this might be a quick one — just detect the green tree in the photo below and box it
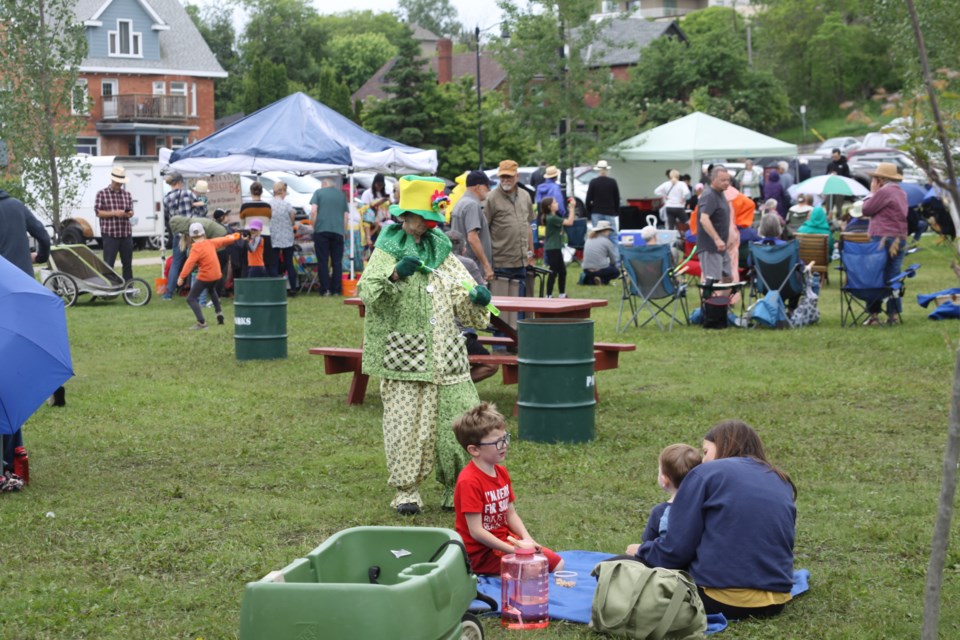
[328,33,398,94]
[496,0,622,175]
[0,0,89,236]
[185,3,241,118]
[317,10,411,49]
[238,0,326,88]
[241,58,289,114]
[362,30,436,145]
[398,0,462,38]
[613,7,790,133]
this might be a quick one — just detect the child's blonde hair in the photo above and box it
[179,234,197,252]
[659,444,702,489]
[453,402,505,450]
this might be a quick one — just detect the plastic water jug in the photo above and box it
[500,547,549,629]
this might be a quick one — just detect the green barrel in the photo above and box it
[234,277,287,360]
[517,318,596,443]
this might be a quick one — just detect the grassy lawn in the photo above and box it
[5,236,960,639]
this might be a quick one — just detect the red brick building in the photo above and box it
[72,0,225,157]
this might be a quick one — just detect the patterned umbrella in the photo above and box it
[789,175,869,198]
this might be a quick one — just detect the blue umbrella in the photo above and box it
[0,256,74,434]
[901,182,927,208]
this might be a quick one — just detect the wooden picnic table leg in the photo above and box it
[347,369,369,405]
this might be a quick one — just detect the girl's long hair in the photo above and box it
[704,420,796,499]
[538,196,555,226]
[371,173,388,199]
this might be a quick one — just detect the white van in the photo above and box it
[28,155,167,249]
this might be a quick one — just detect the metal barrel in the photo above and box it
[517,318,596,443]
[234,277,288,361]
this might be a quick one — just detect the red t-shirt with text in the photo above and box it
[454,462,516,574]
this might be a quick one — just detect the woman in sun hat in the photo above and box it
[581,220,620,285]
[358,175,492,516]
[861,162,909,325]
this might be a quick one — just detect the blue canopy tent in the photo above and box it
[160,92,437,175]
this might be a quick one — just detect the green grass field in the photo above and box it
[4,237,960,639]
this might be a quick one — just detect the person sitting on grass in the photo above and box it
[177,222,242,330]
[632,420,797,620]
[581,220,620,285]
[453,402,564,575]
[634,444,702,544]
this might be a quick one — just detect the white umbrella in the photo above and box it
[788,175,869,199]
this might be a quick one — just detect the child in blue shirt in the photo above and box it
[639,444,702,543]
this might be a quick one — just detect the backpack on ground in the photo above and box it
[590,558,707,640]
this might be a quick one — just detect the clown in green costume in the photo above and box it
[357,175,492,515]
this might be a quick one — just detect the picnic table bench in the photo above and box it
[309,341,636,406]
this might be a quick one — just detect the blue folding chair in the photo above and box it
[747,240,804,329]
[839,239,920,327]
[617,244,688,332]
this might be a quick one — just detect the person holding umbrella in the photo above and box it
[357,175,492,516]
[0,189,53,489]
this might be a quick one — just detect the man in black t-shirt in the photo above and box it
[585,159,621,231]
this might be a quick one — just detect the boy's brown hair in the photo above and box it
[453,402,505,450]
[659,444,702,489]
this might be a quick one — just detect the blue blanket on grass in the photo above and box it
[471,550,811,634]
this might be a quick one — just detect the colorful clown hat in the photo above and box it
[389,175,448,224]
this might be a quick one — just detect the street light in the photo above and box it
[800,104,807,144]
[475,23,509,170]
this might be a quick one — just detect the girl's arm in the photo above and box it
[563,198,577,226]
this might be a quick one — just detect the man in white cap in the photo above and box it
[95,166,134,281]
[586,159,621,232]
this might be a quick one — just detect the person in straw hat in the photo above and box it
[581,219,620,285]
[861,162,909,325]
[357,175,492,516]
[95,165,135,281]
[534,165,568,216]
[191,179,210,218]
[586,159,621,231]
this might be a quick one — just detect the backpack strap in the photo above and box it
[649,577,688,640]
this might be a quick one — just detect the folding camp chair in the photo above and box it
[747,240,805,328]
[617,244,689,332]
[839,239,920,327]
[295,243,320,294]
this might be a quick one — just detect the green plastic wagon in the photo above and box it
[239,526,485,640]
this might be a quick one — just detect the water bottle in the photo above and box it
[500,546,549,629]
[13,446,29,485]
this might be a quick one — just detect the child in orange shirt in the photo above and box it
[177,222,242,330]
[244,219,267,277]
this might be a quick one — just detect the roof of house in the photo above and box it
[582,17,687,68]
[352,52,507,102]
[74,0,226,78]
[409,23,440,42]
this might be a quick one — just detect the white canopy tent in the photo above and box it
[606,112,798,199]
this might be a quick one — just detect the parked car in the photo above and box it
[847,148,927,184]
[813,137,860,157]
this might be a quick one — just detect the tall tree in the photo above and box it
[317,10,411,50]
[0,0,90,236]
[238,0,326,88]
[241,58,289,114]
[185,3,241,117]
[495,0,622,178]
[398,0,462,38]
[362,30,436,145]
[327,33,398,94]
[301,65,353,120]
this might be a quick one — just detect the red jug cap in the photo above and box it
[513,546,535,555]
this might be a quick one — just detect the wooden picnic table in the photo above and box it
[312,296,631,406]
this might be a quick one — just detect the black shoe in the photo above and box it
[216,313,224,325]
[396,503,421,516]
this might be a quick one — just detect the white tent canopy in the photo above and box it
[606,112,798,199]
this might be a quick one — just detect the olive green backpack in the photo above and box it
[590,559,707,640]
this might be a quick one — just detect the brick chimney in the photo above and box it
[437,38,453,84]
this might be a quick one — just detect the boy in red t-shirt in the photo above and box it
[452,402,564,575]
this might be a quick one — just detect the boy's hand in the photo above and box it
[506,535,540,552]
[625,543,640,556]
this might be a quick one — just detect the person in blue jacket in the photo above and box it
[627,420,797,620]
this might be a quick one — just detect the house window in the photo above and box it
[170,136,186,150]
[169,82,187,96]
[190,83,197,117]
[155,136,166,151]
[101,79,118,97]
[152,81,165,95]
[71,79,89,115]
[76,137,99,155]
[108,19,142,57]
[101,79,118,118]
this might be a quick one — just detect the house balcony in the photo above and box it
[101,94,188,122]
